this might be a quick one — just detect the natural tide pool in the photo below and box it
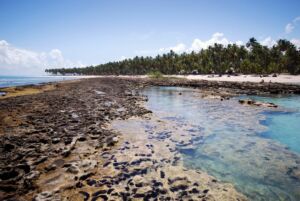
[141,87,300,201]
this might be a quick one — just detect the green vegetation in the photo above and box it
[147,71,164,79]
[46,38,300,75]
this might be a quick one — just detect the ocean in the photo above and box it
[0,76,79,88]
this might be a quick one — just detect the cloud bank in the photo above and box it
[155,33,244,55]
[135,33,300,58]
[0,40,84,75]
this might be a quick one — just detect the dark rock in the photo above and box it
[17,164,31,174]
[135,183,143,188]
[64,138,72,145]
[4,143,15,152]
[66,165,79,174]
[76,182,83,188]
[45,164,57,172]
[86,179,97,186]
[0,169,19,180]
[52,138,60,144]
[79,173,94,180]
[78,136,87,141]
[107,188,114,194]
[79,191,90,201]
[203,189,209,194]
[170,184,188,192]
[92,190,107,197]
[160,171,166,179]
[190,188,200,194]
[32,156,47,165]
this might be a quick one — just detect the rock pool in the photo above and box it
[138,86,300,201]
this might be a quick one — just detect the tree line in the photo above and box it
[45,38,300,75]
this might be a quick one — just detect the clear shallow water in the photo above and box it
[248,95,300,153]
[142,87,300,201]
[0,76,78,88]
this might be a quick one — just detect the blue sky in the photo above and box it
[0,0,300,75]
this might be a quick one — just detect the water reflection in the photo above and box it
[142,87,300,201]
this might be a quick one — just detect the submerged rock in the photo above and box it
[238,99,278,108]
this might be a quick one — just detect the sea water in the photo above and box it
[142,87,300,201]
[0,75,78,88]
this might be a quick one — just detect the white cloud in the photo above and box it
[293,16,300,23]
[236,40,244,46]
[189,32,233,52]
[136,33,299,59]
[291,38,300,48]
[285,23,294,34]
[159,43,186,54]
[285,16,300,34]
[119,55,127,61]
[156,32,243,54]
[0,40,84,75]
[260,37,276,47]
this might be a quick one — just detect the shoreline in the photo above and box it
[1,77,300,200]
[1,75,300,100]
[169,74,300,85]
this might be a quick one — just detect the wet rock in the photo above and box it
[45,164,57,172]
[86,179,97,186]
[26,171,40,180]
[107,188,114,194]
[0,183,18,193]
[63,138,73,145]
[33,156,48,166]
[79,191,90,201]
[203,189,209,194]
[34,191,60,201]
[107,136,119,146]
[0,169,20,181]
[3,143,15,152]
[152,180,163,187]
[79,172,94,180]
[52,159,65,168]
[17,164,31,174]
[238,99,278,108]
[66,165,79,174]
[287,167,300,181]
[103,161,111,167]
[51,138,60,144]
[76,182,83,188]
[160,171,165,179]
[134,186,153,198]
[170,184,189,192]
[92,190,107,197]
[78,136,87,141]
[190,188,200,194]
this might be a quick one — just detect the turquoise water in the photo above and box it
[0,76,78,88]
[142,87,300,201]
[249,95,300,153]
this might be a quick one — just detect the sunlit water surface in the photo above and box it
[141,87,300,201]
[0,76,79,88]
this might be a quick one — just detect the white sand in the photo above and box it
[169,74,300,84]
[52,74,300,85]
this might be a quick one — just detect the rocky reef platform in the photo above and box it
[1,77,299,200]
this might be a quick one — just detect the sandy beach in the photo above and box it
[74,74,300,85]
[169,74,300,84]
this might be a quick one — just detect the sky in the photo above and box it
[0,0,300,75]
